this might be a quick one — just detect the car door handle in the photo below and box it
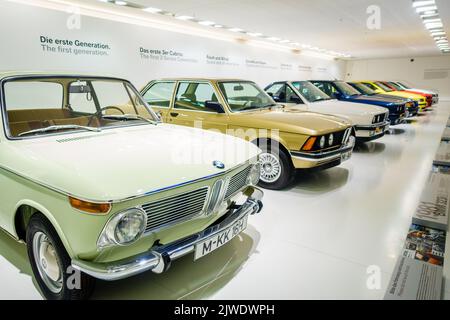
[170,112,179,117]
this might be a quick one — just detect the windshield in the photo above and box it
[3,77,158,138]
[334,82,361,96]
[397,82,410,89]
[388,82,404,91]
[292,81,331,102]
[218,81,276,112]
[349,82,376,95]
[375,81,393,92]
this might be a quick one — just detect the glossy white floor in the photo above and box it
[1,102,450,300]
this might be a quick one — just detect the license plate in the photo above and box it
[341,151,352,162]
[194,214,248,260]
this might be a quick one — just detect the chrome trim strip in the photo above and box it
[355,120,390,130]
[71,187,264,281]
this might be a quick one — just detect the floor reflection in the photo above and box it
[354,142,386,154]
[288,167,349,194]
[386,128,405,135]
[93,226,260,300]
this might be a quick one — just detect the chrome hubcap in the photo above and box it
[259,153,282,183]
[32,232,63,293]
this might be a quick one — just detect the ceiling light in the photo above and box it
[422,18,441,23]
[267,37,281,41]
[175,15,194,20]
[142,7,162,13]
[420,12,439,18]
[436,39,448,43]
[198,20,215,26]
[213,24,223,28]
[228,27,243,32]
[247,32,263,37]
[431,31,446,36]
[279,40,290,43]
[425,22,443,29]
[115,1,127,5]
[416,5,437,12]
[412,0,435,7]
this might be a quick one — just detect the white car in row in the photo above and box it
[265,81,390,143]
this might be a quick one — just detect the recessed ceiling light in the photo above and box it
[267,37,280,41]
[142,7,162,13]
[416,5,438,13]
[228,27,244,32]
[247,32,263,37]
[425,22,443,29]
[279,40,290,43]
[422,18,441,23]
[213,24,223,28]
[431,31,446,36]
[175,15,194,20]
[412,0,435,7]
[115,1,127,5]
[198,20,215,26]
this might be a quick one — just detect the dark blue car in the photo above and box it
[309,80,408,125]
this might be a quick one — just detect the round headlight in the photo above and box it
[319,136,326,149]
[98,208,146,248]
[328,134,334,146]
[114,210,146,244]
[247,162,260,186]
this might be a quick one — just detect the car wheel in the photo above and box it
[26,214,95,300]
[257,145,294,190]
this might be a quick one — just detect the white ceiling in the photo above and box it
[92,0,450,59]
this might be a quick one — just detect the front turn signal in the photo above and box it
[69,197,111,214]
[302,137,317,151]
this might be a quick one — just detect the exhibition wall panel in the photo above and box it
[0,1,346,89]
[345,56,450,100]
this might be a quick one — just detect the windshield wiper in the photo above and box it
[102,114,158,125]
[18,125,102,137]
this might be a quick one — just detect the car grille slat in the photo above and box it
[142,187,209,233]
[225,166,251,199]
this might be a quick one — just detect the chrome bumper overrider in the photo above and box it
[71,187,264,281]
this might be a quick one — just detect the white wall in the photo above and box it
[345,56,450,100]
[0,1,346,90]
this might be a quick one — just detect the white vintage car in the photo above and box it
[266,81,390,142]
[0,72,263,300]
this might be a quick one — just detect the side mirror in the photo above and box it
[205,101,225,113]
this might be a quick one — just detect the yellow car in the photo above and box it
[357,81,427,112]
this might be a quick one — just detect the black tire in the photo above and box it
[26,214,95,300]
[257,143,294,190]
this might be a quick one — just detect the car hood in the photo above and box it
[408,88,437,95]
[0,124,259,202]
[287,100,387,125]
[349,94,400,105]
[385,91,424,101]
[228,108,351,136]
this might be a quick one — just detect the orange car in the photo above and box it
[381,81,432,108]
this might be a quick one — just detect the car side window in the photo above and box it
[313,82,332,96]
[174,82,219,112]
[142,82,175,108]
[286,85,303,104]
[267,83,286,102]
[363,82,377,90]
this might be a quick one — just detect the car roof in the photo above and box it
[154,78,253,83]
[0,71,128,82]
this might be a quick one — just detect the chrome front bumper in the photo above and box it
[355,121,390,138]
[71,187,263,281]
[290,135,355,166]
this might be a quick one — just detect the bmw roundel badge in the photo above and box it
[213,160,225,169]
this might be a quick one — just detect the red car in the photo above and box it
[381,81,433,108]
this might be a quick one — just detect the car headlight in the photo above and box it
[97,208,146,248]
[328,134,334,146]
[319,136,326,148]
[247,162,260,186]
